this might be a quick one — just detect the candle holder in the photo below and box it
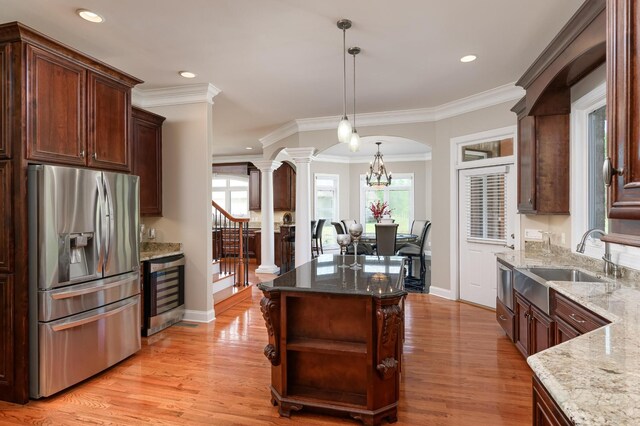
[336,234,352,269]
[348,223,363,270]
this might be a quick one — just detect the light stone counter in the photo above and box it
[497,247,640,425]
[139,242,183,261]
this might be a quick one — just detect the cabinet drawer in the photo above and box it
[552,292,608,335]
[496,297,515,342]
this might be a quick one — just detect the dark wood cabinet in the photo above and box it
[603,0,640,244]
[0,44,8,159]
[0,162,11,273]
[132,107,165,216]
[26,44,86,166]
[87,72,131,171]
[254,230,282,267]
[533,375,573,426]
[514,291,554,358]
[249,168,261,211]
[514,111,570,215]
[554,317,580,345]
[496,297,515,342]
[0,275,13,391]
[550,290,609,336]
[249,162,296,212]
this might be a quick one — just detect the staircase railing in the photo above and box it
[212,201,250,287]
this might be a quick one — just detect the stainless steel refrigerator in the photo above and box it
[28,164,141,398]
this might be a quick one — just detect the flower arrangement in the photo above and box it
[369,200,392,221]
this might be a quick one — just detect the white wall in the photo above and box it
[141,101,215,321]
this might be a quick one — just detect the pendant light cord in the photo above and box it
[352,51,356,129]
[343,28,347,119]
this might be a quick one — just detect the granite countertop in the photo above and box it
[139,242,183,261]
[496,248,640,425]
[258,254,407,299]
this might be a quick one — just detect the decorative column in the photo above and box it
[254,160,282,274]
[286,148,316,267]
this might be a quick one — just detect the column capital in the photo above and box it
[252,160,282,173]
[285,147,316,163]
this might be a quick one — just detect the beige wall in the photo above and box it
[141,102,214,320]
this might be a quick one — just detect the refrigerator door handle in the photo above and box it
[102,176,115,269]
[95,174,106,272]
[50,297,138,332]
[50,275,138,300]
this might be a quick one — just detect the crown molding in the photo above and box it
[314,152,432,164]
[261,83,524,148]
[132,83,221,108]
[211,154,263,164]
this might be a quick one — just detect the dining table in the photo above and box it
[359,233,418,244]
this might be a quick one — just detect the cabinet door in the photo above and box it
[0,275,13,392]
[249,169,261,211]
[87,72,131,171]
[533,376,573,426]
[26,45,86,165]
[555,317,580,345]
[517,116,536,213]
[0,44,8,159]
[273,165,289,211]
[132,108,164,216]
[0,162,11,273]
[530,304,554,355]
[496,297,515,342]
[607,0,640,222]
[514,292,530,357]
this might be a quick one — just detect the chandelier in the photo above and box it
[336,19,352,143]
[366,142,392,187]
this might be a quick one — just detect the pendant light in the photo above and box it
[337,19,352,143]
[348,47,361,152]
[366,142,392,187]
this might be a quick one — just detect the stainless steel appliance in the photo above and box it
[497,260,514,311]
[142,254,185,336]
[28,165,141,398]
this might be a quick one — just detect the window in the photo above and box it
[212,175,249,217]
[465,172,506,243]
[314,174,339,247]
[360,174,414,234]
[588,105,607,232]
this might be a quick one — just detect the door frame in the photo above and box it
[448,125,519,302]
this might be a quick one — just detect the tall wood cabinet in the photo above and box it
[249,162,296,212]
[132,107,165,216]
[0,22,141,403]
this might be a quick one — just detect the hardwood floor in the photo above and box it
[0,285,532,425]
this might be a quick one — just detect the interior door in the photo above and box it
[458,165,515,308]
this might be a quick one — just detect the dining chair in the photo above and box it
[375,223,399,256]
[311,219,326,256]
[331,221,346,235]
[398,220,429,250]
[396,222,432,292]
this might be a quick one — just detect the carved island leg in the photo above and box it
[278,401,303,418]
[375,299,402,380]
[260,292,281,366]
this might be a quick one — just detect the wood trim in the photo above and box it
[0,162,12,273]
[0,44,8,159]
[0,22,142,86]
[517,0,606,89]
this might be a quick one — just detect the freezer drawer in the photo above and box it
[38,270,140,322]
[32,295,141,398]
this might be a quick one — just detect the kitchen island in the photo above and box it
[258,254,407,425]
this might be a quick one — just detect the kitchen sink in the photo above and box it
[513,267,603,314]
[526,267,603,283]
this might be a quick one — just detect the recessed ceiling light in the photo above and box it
[77,9,104,23]
[179,71,197,79]
[460,55,477,63]
[245,147,253,150]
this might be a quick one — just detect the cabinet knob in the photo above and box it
[498,315,507,321]
[603,157,623,187]
[528,198,532,205]
[79,150,85,158]
[92,152,98,160]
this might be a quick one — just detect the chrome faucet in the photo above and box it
[576,228,623,278]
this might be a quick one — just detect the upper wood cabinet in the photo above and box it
[15,27,141,171]
[0,162,11,273]
[512,0,605,216]
[26,45,86,166]
[132,107,165,216]
[88,72,131,171]
[249,168,261,211]
[603,0,640,245]
[249,162,296,212]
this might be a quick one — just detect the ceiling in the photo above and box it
[317,136,430,162]
[0,0,584,156]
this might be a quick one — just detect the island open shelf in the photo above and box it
[258,255,407,425]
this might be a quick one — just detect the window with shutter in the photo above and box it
[465,172,507,244]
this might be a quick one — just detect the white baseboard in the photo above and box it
[183,309,215,323]
[428,286,456,300]
[256,264,280,274]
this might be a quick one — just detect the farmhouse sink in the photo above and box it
[513,267,603,314]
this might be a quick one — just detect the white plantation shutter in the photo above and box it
[465,171,506,243]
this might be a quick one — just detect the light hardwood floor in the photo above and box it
[0,278,533,425]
